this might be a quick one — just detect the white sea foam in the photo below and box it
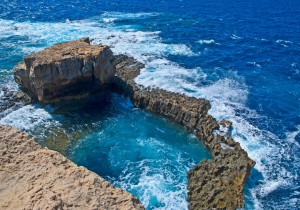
[0,105,58,131]
[0,75,19,91]
[198,39,215,45]
[0,17,195,60]
[102,18,117,23]
[259,180,287,197]
[111,136,193,210]
[102,11,160,20]
[101,11,159,23]
[247,62,261,68]
[231,34,241,39]
[276,39,293,44]
[276,39,293,47]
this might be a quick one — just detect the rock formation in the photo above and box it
[113,55,255,209]
[0,125,144,210]
[10,39,255,209]
[13,38,115,102]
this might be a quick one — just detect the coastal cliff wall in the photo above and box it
[0,125,144,210]
[113,55,255,209]
[8,39,255,209]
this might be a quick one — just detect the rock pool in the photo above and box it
[1,92,211,209]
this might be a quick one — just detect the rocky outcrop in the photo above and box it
[0,125,144,210]
[11,39,255,209]
[13,38,115,102]
[113,55,255,209]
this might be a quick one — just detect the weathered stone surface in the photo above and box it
[0,125,144,210]
[14,38,116,101]
[113,55,255,209]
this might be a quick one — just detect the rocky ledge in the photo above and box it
[14,38,115,102]
[0,125,144,210]
[10,38,255,209]
[113,55,255,209]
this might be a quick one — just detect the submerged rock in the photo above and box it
[13,38,115,102]
[113,55,255,209]
[0,125,144,210]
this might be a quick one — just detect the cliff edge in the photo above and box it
[0,125,144,210]
[13,38,115,102]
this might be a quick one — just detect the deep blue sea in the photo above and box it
[0,0,299,209]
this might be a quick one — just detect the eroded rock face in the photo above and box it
[14,38,116,102]
[113,55,255,209]
[0,125,144,210]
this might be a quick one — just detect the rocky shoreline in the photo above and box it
[2,38,255,209]
[113,55,255,209]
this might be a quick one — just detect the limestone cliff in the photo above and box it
[13,38,115,102]
[0,125,144,210]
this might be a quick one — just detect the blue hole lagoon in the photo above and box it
[1,92,211,209]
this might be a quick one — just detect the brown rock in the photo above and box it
[0,125,144,210]
[14,38,116,102]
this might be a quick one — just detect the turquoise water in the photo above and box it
[68,94,211,209]
[0,0,299,209]
[0,92,211,209]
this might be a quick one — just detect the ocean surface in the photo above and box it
[0,0,299,209]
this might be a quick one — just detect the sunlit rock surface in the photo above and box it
[0,125,144,210]
[13,38,115,102]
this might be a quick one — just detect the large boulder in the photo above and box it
[14,38,116,101]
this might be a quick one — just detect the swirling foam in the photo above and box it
[0,104,61,140]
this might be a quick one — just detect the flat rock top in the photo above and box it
[0,125,144,210]
[25,38,109,65]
